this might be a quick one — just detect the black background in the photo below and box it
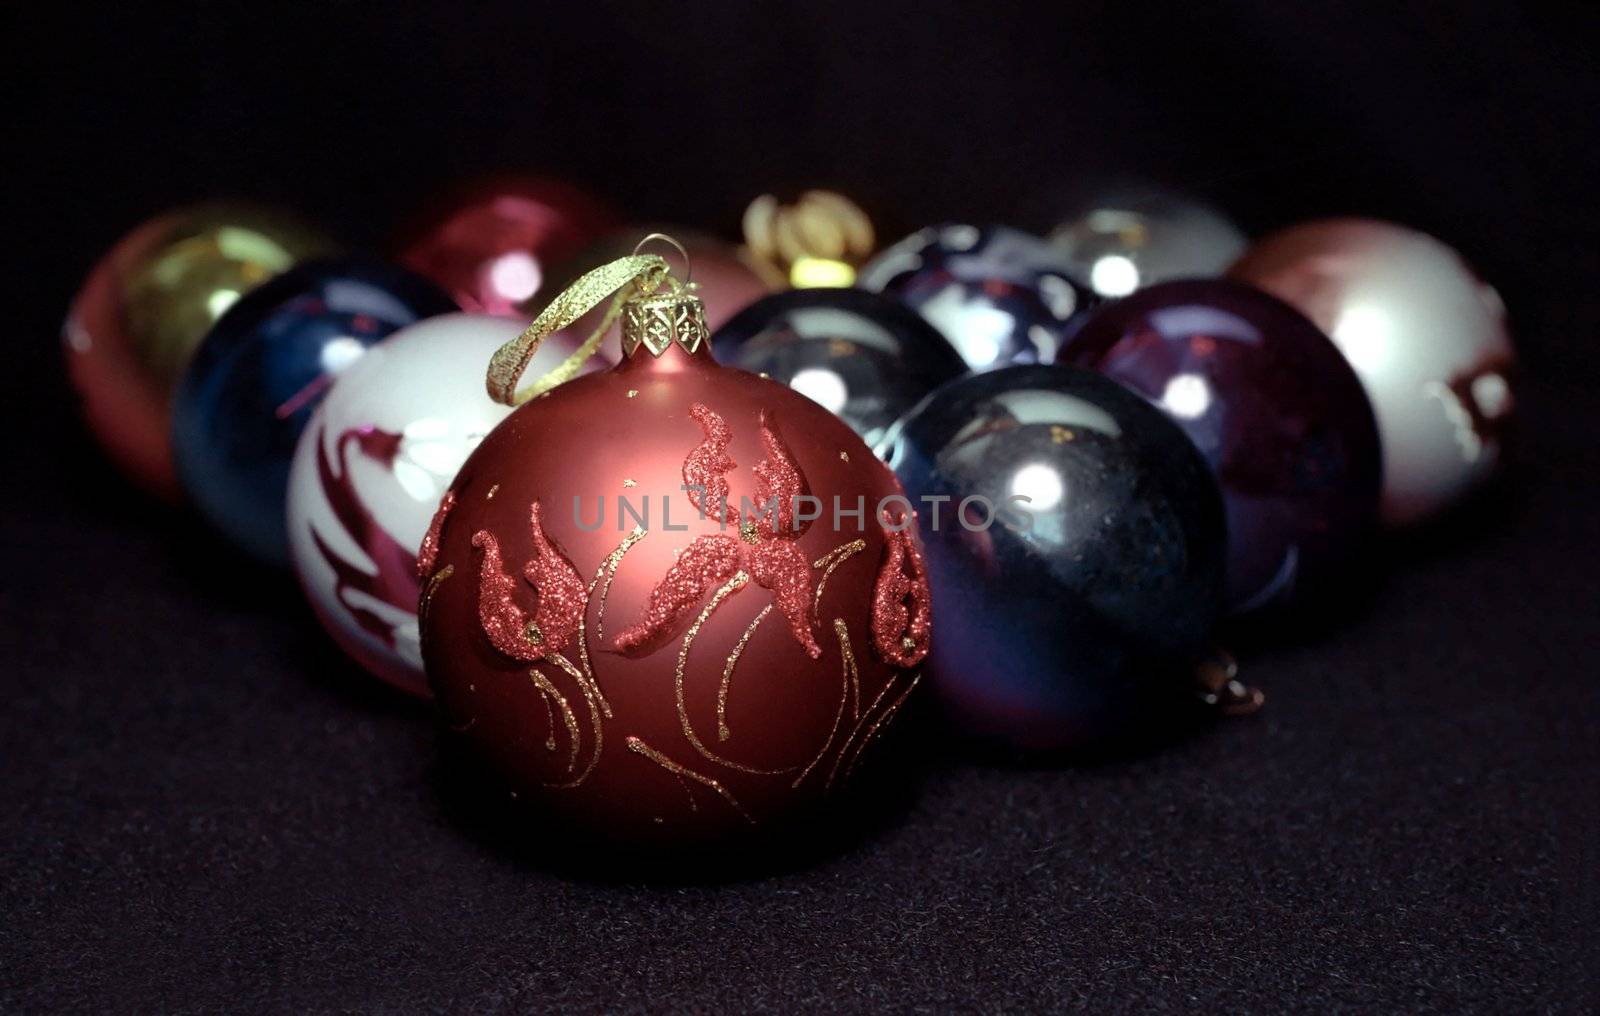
[5,3,1599,1011]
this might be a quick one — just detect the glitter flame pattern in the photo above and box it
[872,522,933,667]
[614,403,821,658]
[469,502,585,662]
[417,489,455,579]
[440,406,930,823]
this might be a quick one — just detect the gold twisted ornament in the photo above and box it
[741,190,875,288]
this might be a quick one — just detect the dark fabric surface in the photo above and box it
[5,3,1599,1011]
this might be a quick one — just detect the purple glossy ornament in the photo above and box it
[1062,279,1381,614]
[859,224,1097,370]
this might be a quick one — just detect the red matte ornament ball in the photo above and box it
[418,283,931,849]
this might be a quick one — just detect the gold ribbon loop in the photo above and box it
[486,253,673,406]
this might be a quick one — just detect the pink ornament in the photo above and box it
[397,176,618,316]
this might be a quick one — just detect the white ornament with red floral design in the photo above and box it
[286,312,599,695]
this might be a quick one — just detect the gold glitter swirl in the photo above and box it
[578,527,648,701]
[826,673,902,791]
[717,604,771,741]
[792,619,858,790]
[626,736,755,825]
[676,572,795,775]
[840,671,922,784]
[543,651,606,787]
[417,564,454,637]
[529,667,580,776]
[715,539,865,754]
[813,538,867,611]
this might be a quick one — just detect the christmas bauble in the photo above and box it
[711,288,968,448]
[396,174,618,316]
[859,224,1097,370]
[172,259,457,567]
[419,259,930,849]
[1062,279,1380,614]
[286,314,600,697]
[880,364,1224,753]
[545,228,769,338]
[740,190,877,288]
[1049,192,1247,297]
[63,203,336,498]
[1229,219,1515,526]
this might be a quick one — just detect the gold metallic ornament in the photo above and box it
[64,203,337,497]
[741,191,875,289]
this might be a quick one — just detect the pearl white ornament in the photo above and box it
[286,313,595,695]
[1230,219,1516,526]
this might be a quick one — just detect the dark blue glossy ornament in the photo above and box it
[859,224,1097,371]
[1062,279,1381,615]
[880,365,1225,753]
[172,258,457,566]
[711,288,968,447]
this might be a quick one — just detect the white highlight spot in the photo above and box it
[488,252,541,304]
[1089,254,1140,297]
[319,336,368,376]
[207,289,241,319]
[1010,463,1064,512]
[1161,373,1212,419]
[789,367,849,414]
[1331,305,1392,373]
[1038,274,1079,319]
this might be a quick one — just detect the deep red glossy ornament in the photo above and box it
[396,175,619,315]
[418,252,930,850]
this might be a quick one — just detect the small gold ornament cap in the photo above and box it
[620,286,710,357]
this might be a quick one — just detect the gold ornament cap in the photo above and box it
[620,287,709,358]
[485,233,701,405]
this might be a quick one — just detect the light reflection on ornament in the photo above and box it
[319,335,369,375]
[861,224,1099,371]
[1160,373,1213,419]
[1331,304,1393,373]
[919,287,1008,368]
[788,366,850,414]
[64,203,337,499]
[789,257,856,288]
[207,289,242,318]
[1090,254,1141,297]
[1051,194,1247,296]
[1010,462,1065,512]
[1228,217,1518,526]
[487,251,542,305]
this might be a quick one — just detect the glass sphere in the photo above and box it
[1050,192,1246,297]
[1063,279,1381,614]
[712,288,968,447]
[1230,218,1516,526]
[172,259,457,566]
[881,365,1225,752]
[860,224,1097,371]
[63,204,336,497]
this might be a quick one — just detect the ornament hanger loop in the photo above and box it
[632,232,693,287]
[485,248,672,406]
